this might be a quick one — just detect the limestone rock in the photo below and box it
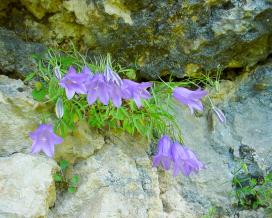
[50,135,164,218]
[0,27,46,78]
[54,120,105,164]
[0,153,58,218]
[161,60,272,217]
[0,75,39,156]
[4,0,272,78]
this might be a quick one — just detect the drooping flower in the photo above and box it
[29,124,63,157]
[86,73,111,105]
[104,65,123,87]
[122,79,152,108]
[173,87,207,114]
[108,83,123,107]
[212,107,226,123]
[59,66,88,100]
[55,97,64,119]
[171,142,204,177]
[54,66,62,80]
[81,65,93,81]
[152,135,172,170]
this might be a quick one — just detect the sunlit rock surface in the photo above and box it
[0,153,58,217]
[1,0,272,78]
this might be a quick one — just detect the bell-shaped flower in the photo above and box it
[59,66,88,100]
[55,97,64,119]
[122,79,152,108]
[108,83,123,107]
[29,124,63,157]
[173,87,207,114]
[213,107,226,123]
[104,65,123,87]
[86,74,111,105]
[81,65,93,81]
[152,135,172,170]
[171,142,204,177]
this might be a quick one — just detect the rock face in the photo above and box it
[0,63,271,217]
[50,135,164,218]
[0,75,39,156]
[1,0,272,78]
[0,153,58,218]
[0,28,46,78]
[165,60,272,217]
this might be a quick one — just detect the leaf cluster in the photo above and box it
[28,49,182,141]
[232,163,272,210]
[53,160,79,193]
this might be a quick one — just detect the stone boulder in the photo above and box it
[0,27,46,78]
[0,75,39,156]
[0,153,58,217]
[2,0,272,78]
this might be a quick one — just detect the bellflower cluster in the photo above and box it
[29,124,63,157]
[59,65,152,108]
[153,135,204,177]
[173,87,207,114]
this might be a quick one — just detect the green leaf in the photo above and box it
[60,160,69,171]
[48,77,59,98]
[53,173,62,182]
[32,85,47,101]
[68,186,76,193]
[24,72,36,82]
[70,175,79,186]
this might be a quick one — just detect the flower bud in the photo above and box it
[54,66,62,80]
[55,97,64,119]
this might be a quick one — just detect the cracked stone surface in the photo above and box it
[1,0,272,78]
[0,153,58,217]
[0,62,271,217]
[49,135,164,218]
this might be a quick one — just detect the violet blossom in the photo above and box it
[122,79,152,108]
[104,65,123,87]
[81,65,93,81]
[173,87,207,114]
[152,135,172,170]
[86,74,111,105]
[29,124,63,157]
[171,142,204,177]
[59,66,88,100]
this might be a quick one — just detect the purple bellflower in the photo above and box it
[213,107,226,123]
[86,73,110,105]
[108,83,123,107]
[171,142,204,177]
[173,87,207,114]
[81,65,93,81]
[104,65,123,87]
[152,135,172,170]
[59,66,88,100]
[122,79,152,108]
[29,124,63,157]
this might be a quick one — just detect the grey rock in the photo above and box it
[49,135,164,218]
[0,27,46,78]
[4,0,272,78]
[0,75,40,156]
[159,60,272,217]
[0,153,58,218]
